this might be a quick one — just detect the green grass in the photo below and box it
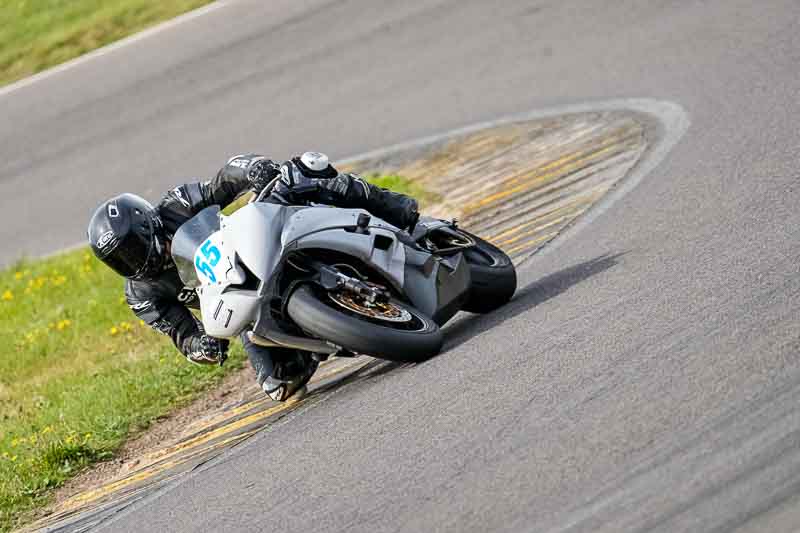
[0,250,245,531]
[366,173,442,207]
[0,0,214,87]
[0,174,428,531]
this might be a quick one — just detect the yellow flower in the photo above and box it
[56,319,72,331]
[10,438,19,447]
[109,326,119,336]
[14,271,23,280]
[28,435,37,445]
[65,435,75,445]
[2,290,12,301]
[83,433,92,441]
[120,322,132,332]
[10,455,17,462]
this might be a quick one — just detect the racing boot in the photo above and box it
[261,350,319,402]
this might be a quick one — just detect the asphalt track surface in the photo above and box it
[3,0,799,531]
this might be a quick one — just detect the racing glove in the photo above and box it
[247,159,282,195]
[186,334,229,366]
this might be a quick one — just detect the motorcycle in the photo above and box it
[170,183,517,362]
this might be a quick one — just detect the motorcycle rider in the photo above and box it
[87,152,419,402]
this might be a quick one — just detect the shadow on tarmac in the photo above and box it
[441,252,628,352]
[299,253,627,400]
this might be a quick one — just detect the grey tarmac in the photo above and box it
[3,0,799,532]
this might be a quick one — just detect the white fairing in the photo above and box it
[192,229,246,286]
[191,202,406,339]
[197,284,260,338]
[224,203,286,280]
[191,226,255,338]
[192,204,287,338]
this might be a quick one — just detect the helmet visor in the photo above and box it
[102,223,161,278]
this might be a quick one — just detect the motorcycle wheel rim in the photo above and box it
[328,292,413,323]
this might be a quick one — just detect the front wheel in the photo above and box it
[286,285,443,362]
[459,230,517,313]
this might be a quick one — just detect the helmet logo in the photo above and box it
[107,203,119,218]
[97,230,115,249]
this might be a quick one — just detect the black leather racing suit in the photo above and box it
[124,154,418,388]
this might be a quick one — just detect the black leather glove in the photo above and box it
[247,159,281,194]
[271,171,325,205]
[186,335,229,366]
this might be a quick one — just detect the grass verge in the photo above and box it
[0,174,427,531]
[0,250,244,531]
[0,0,215,87]
[365,173,441,207]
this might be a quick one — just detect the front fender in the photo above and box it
[403,247,471,325]
[287,226,407,291]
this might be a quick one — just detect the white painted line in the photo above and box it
[0,1,228,99]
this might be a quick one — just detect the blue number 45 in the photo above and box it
[195,239,221,283]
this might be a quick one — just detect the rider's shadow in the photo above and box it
[440,252,628,353]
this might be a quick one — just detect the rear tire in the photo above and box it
[286,285,443,362]
[459,231,517,313]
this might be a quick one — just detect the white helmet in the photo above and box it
[299,152,329,172]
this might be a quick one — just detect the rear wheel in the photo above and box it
[458,230,517,313]
[286,284,443,362]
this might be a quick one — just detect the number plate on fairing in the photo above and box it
[193,231,227,285]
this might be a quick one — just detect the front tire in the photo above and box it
[459,230,517,313]
[286,285,443,362]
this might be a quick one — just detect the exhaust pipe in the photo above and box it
[246,330,340,354]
